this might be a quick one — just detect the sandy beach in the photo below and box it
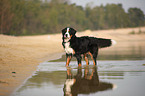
[0,27,145,96]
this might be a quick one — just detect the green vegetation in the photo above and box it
[129,30,136,34]
[129,28,145,34]
[0,0,145,36]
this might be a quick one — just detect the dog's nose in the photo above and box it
[65,34,68,37]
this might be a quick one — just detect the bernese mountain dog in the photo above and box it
[62,27,116,66]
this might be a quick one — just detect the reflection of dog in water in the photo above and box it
[63,66,116,96]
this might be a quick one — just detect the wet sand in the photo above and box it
[0,27,145,95]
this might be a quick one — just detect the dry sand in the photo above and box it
[0,27,145,96]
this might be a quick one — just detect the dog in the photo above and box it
[62,27,116,66]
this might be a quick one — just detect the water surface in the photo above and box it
[12,60,145,96]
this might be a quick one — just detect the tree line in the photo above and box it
[0,0,145,35]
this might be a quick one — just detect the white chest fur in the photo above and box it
[64,42,74,54]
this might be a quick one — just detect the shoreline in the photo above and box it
[12,52,65,95]
[0,26,145,96]
[0,34,63,96]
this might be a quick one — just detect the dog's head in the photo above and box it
[62,27,76,41]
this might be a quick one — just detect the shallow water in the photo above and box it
[12,60,145,96]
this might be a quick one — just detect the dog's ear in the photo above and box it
[62,27,67,35]
[69,27,76,35]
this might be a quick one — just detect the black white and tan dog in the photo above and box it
[62,27,116,66]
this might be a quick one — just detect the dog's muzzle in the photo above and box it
[64,33,70,39]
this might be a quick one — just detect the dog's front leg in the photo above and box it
[66,54,72,66]
[75,54,82,66]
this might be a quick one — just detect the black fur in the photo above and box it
[62,27,115,66]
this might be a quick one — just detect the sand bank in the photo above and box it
[0,34,63,96]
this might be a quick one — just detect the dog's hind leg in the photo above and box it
[88,52,96,65]
[66,54,72,66]
[89,47,98,66]
[84,53,89,65]
[92,53,97,65]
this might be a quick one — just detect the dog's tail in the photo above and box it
[97,38,117,48]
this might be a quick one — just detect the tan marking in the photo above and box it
[73,50,75,54]
[84,53,89,65]
[78,63,82,66]
[66,56,72,66]
[70,35,73,38]
[88,52,96,65]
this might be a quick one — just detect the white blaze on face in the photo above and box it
[64,27,71,42]
[65,28,70,38]
[67,27,70,32]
